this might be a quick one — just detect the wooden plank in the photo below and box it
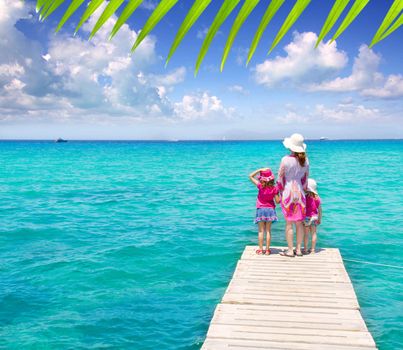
[202,338,377,350]
[222,292,359,309]
[206,324,376,347]
[226,283,358,299]
[202,246,378,349]
[215,303,365,320]
[211,308,368,331]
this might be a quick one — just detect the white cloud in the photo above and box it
[276,102,381,125]
[0,1,190,123]
[315,103,380,123]
[362,74,403,98]
[310,45,403,99]
[145,66,186,86]
[4,78,25,91]
[0,63,25,76]
[140,0,158,10]
[0,2,236,129]
[254,32,348,88]
[228,84,249,95]
[197,28,209,40]
[174,92,235,121]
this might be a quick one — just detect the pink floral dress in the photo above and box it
[277,155,309,221]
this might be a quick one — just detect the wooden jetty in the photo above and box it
[202,246,377,350]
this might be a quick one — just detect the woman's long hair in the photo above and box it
[294,152,307,167]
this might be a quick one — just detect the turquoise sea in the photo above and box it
[0,140,402,349]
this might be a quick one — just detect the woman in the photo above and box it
[277,133,309,257]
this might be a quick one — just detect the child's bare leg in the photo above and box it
[311,226,317,253]
[303,225,310,252]
[258,222,265,252]
[266,222,272,253]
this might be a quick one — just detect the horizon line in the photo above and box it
[0,138,402,142]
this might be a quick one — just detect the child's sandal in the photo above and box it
[255,249,264,255]
[265,249,271,255]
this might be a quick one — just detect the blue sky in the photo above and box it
[0,0,402,140]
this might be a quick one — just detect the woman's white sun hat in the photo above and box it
[307,178,318,195]
[283,133,307,153]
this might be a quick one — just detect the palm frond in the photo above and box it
[131,0,179,52]
[370,0,403,47]
[90,0,125,38]
[315,0,350,47]
[110,0,144,40]
[56,0,85,32]
[378,12,403,42]
[220,0,260,72]
[269,0,311,53]
[166,0,212,67]
[41,0,66,20]
[195,0,241,75]
[246,0,285,66]
[75,0,105,35]
[36,0,402,73]
[331,0,370,42]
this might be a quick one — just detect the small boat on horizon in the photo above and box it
[55,138,68,143]
[320,137,329,141]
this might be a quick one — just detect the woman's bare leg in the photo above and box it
[295,221,304,255]
[285,221,294,253]
[311,226,317,253]
[258,222,265,251]
[266,222,272,253]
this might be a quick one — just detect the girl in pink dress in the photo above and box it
[303,178,322,254]
[249,168,280,255]
[277,133,309,257]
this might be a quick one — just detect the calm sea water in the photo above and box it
[0,140,402,349]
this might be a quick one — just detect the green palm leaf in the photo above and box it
[166,0,212,67]
[75,0,105,35]
[110,0,144,40]
[36,0,48,13]
[56,0,86,32]
[370,0,403,47]
[378,12,403,42]
[331,0,370,42]
[195,0,241,75]
[38,0,53,20]
[41,0,66,20]
[35,0,401,69]
[269,0,312,54]
[90,0,125,39]
[315,0,350,47]
[221,0,260,72]
[131,0,179,52]
[247,0,285,66]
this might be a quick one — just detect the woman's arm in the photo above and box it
[277,159,285,192]
[302,164,309,191]
[274,194,281,204]
[249,168,266,186]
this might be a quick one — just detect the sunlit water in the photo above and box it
[0,140,402,349]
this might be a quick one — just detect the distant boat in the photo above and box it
[320,137,329,141]
[55,138,67,143]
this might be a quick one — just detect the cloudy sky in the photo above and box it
[0,0,402,140]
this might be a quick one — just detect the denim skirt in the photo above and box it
[254,207,278,224]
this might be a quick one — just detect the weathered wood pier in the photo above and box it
[202,246,377,349]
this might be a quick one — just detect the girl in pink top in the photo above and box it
[249,168,280,255]
[303,178,322,254]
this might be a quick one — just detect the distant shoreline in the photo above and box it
[0,138,402,142]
